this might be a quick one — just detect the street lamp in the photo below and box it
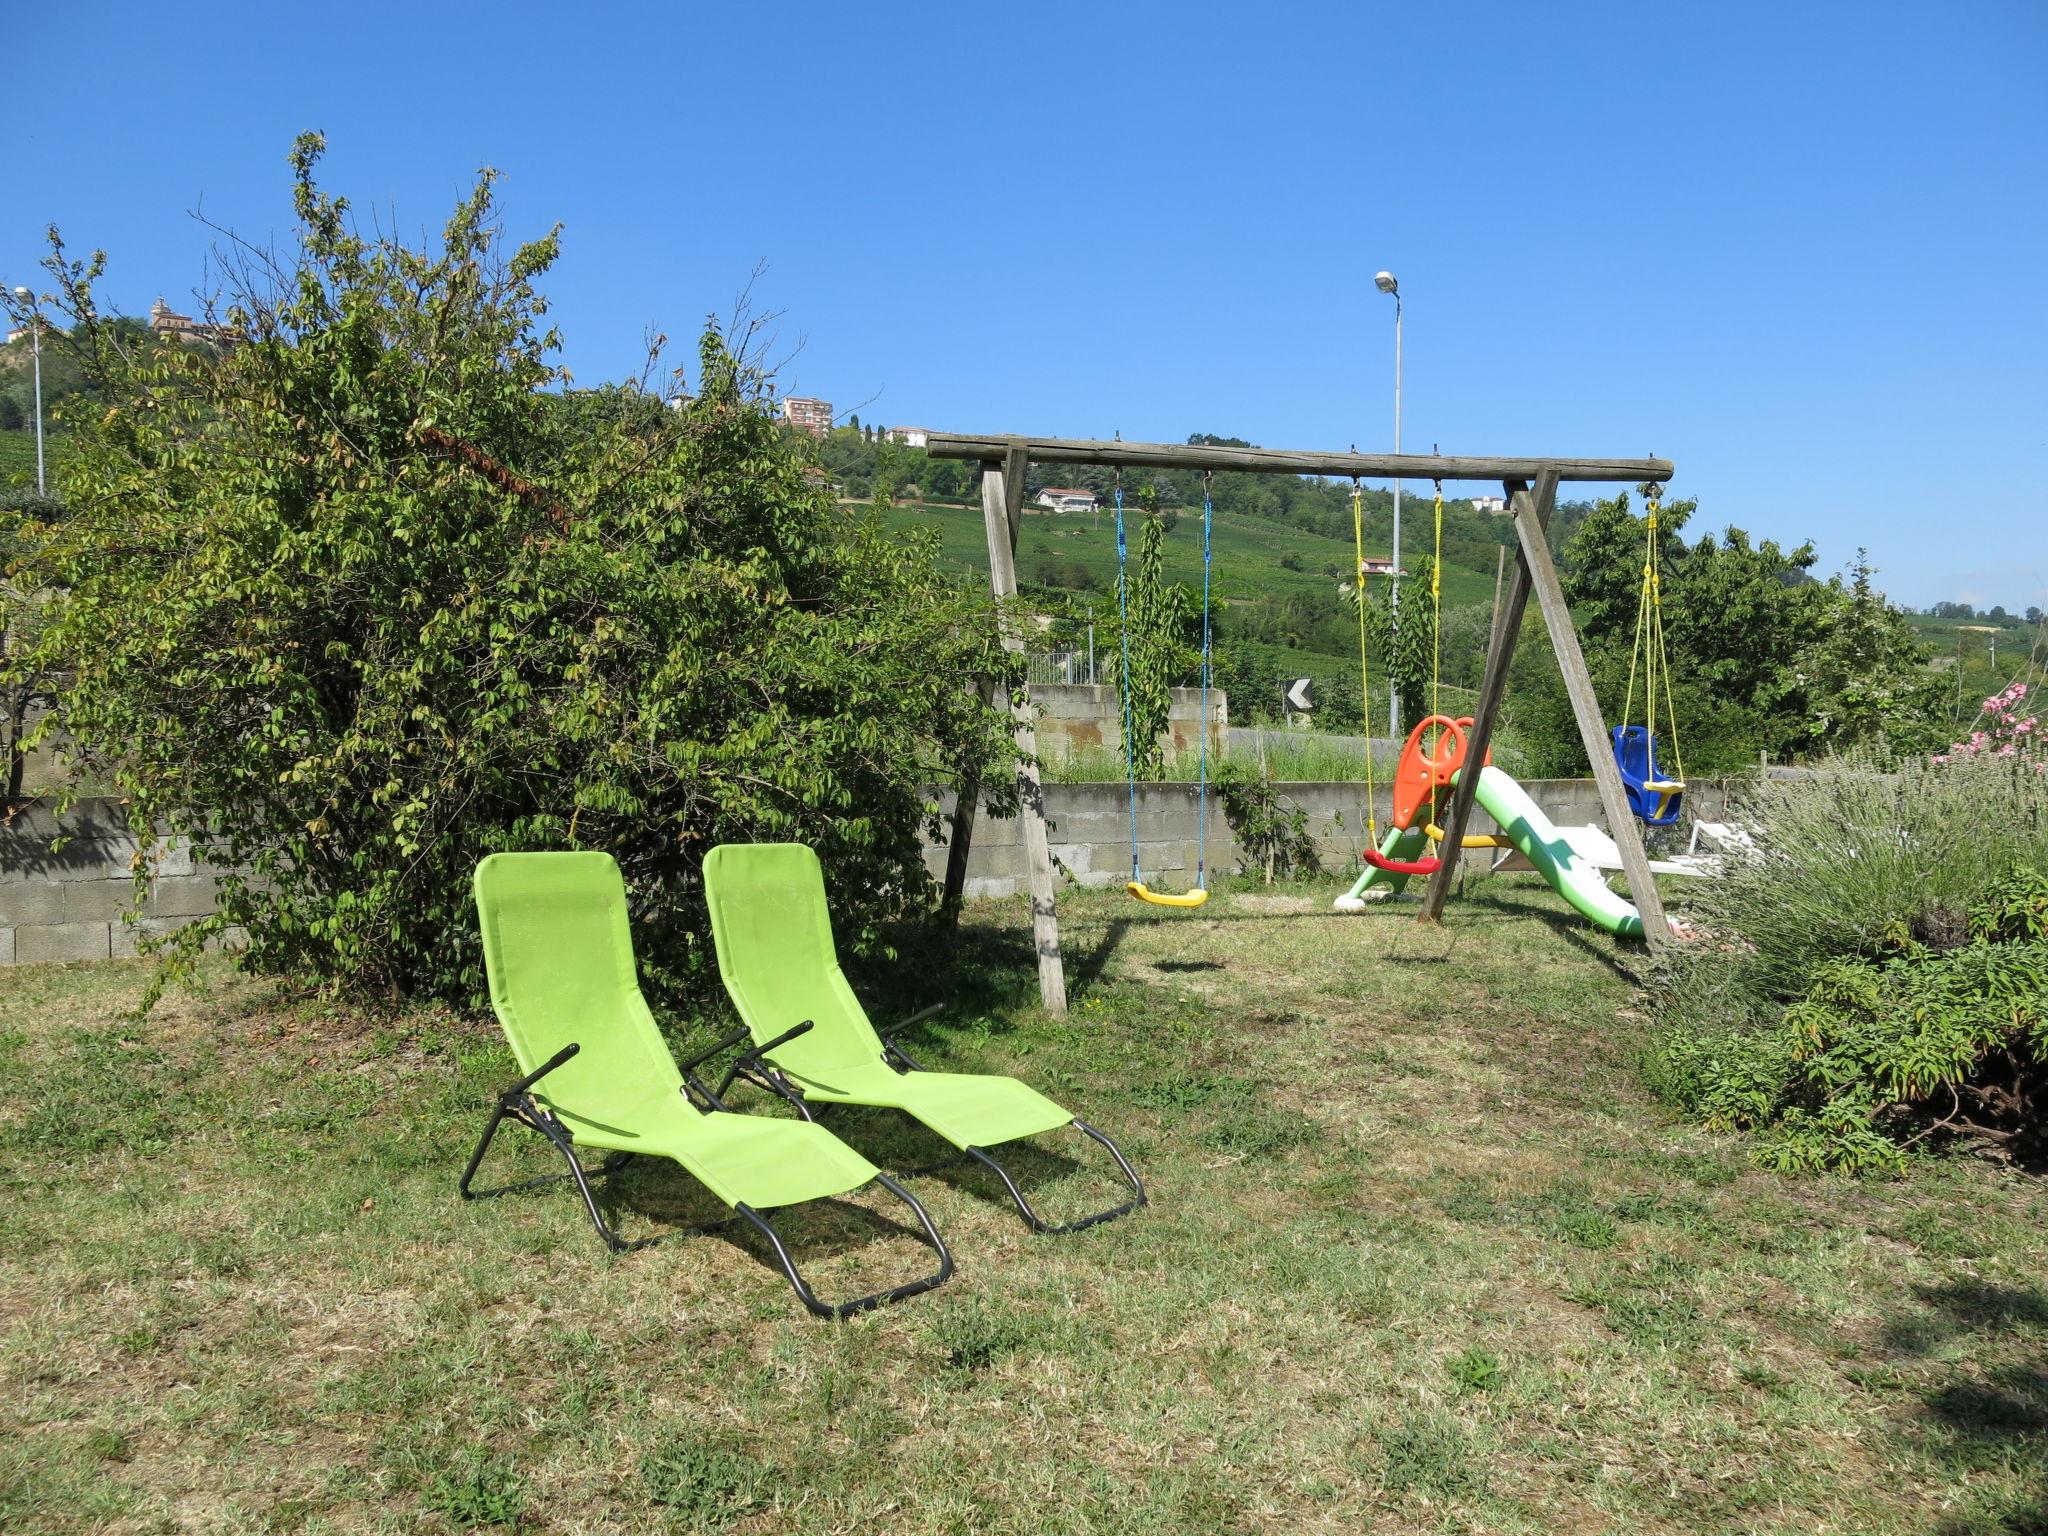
[1374,269,1402,735]
[10,286,44,498]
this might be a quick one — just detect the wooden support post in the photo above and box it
[1512,474,1672,948]
[980,457,1068,1012]
[1422,474,1548,922]
[940,680,991,917]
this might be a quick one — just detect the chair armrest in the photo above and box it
[504,1042,579,1099]
[882,1003,943,1072]
[743,1019,815,1064]
[677,1024,751,1076]
[714,1020,816,1101]
[879,1034,925,1072]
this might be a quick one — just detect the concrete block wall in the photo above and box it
[1030,684,1225,758]
[1,777,1743,963]
[924,782,1234,900]
[927,776,1738,900]
[0,800,218,964]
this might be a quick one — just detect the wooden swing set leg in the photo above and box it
[1418,471,1671,950]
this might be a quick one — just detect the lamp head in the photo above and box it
[1374,271,1398,295]
[10,287,29,301]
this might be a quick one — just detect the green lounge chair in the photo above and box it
[463,851,952,1318]
[702,842,1145,1234]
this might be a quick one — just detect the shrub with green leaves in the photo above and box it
[1213,759,1320,884]
[1652,863,2048,1173]
[10,135,1018,1007]
[1652,752,2048,1034]
[1116,485,1194,779]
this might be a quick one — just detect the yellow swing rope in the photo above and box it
[1650,496,1686,784]
[1619,493,1654,739]
[1429,478,1444,722]
[1618,489,1686,785]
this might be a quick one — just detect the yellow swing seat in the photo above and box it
[1643,779,1686,821]
[1126,882,1209,910]
[1424,823,1511,850]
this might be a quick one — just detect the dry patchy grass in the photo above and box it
[2,877,2046,1533]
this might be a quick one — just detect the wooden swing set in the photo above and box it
[926,432,1677,1015]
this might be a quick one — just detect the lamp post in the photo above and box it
[1374,269,1402,735]
[11,287,44,498]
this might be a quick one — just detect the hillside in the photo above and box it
[0,429,47,487]
[878,494,1498,724]
[878,496,1496,612]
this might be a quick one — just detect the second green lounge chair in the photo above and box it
[702,842,1145,1234]
[464,851,953,1318]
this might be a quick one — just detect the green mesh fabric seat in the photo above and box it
[702,842,1145,1234]
[463,851,952,1317]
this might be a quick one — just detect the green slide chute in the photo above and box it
[1337,767,1645,939]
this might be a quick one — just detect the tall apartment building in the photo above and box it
[781,396,834,437]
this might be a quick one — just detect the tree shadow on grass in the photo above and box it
[797,1103,1127,1232]
[1887,1280,2048,1535]
[589,1153,942,1292]
[1460,884,1647,980]
[848,914,1041,1037]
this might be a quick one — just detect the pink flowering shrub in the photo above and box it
[1933,683,2042,770]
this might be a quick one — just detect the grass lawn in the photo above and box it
[3,880,2045,1533]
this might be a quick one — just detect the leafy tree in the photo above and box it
[1117,487,1194,777]
[11,135,1019,1007]
[1540,491,1934,770]
[0,488,63,806]
[1798,552,1943,750]
[1343,554,1435,734]
[0,310,151,432]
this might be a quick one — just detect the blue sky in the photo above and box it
[8,1,2045,610]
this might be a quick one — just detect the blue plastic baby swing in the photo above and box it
[1612,489,1686,827]
[1612,724,1684,826]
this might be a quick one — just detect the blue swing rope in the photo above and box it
[1113,475,1140,884]
[1195,472,1214,892]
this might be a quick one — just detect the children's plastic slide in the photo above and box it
[1335,766,1646,939]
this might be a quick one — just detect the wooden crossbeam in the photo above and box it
[927,432,1671,485]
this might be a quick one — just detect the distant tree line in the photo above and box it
[1923,600,2041,628]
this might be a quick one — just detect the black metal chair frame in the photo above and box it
[715,1007,1147,1236]
[459,1034,954,1319]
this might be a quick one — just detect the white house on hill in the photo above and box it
[1035,486,1098,514]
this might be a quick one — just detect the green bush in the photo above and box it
[11,136,1018,1008]
[1214,758,1320,884]
[1651,822,2048,1171]
[1653,753,2048,1034]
